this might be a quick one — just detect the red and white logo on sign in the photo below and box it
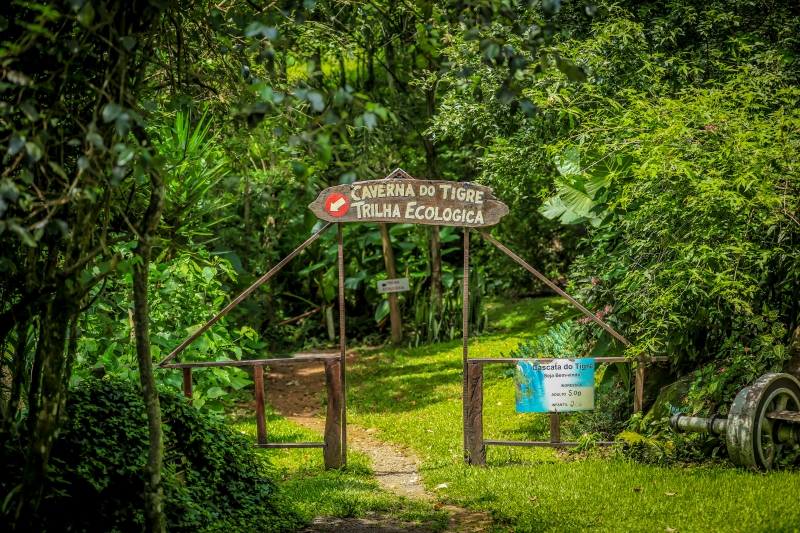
[325,193,350,217]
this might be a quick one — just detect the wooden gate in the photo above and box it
[156,168,662,469]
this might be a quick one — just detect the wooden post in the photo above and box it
[338,223,347,467]
[634,358,645,414]
[379,222,402,344]
[182,368,192,402]
[549,411,561,443]
[466,362,485,466]
[254,365,267,445]
[324,359,343,469]
[462,227,470,461]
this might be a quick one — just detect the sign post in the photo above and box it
[309,169,509,227]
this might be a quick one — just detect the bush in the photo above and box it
[1,378,303,533]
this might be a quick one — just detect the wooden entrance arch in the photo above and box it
[157,168,664,468]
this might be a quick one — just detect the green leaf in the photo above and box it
[48,161,68,180]
[201,266,215,282]
[205,386,226,398]
[77,1,95,27]
[375,298,390,323]
[102,103,123,123]
[555,147,581,176]
[86,132,104,148]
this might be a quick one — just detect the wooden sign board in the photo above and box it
[309,169,509,227]
[377,278,410,294]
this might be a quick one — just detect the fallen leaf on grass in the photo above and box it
[664,492,676,496]
[529,496,538,501]
[434,483,448,490]
[633,487,642,492]
[665,528,677,532]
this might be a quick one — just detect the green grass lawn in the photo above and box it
[231,410,450,531]
[244,297,800,532]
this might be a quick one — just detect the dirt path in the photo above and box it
[265,351,491,532]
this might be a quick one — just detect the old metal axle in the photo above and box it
[668,373,800,470]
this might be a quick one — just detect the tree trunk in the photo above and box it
[430,227,442,314]
[0,319,31,454]
[132,171,167,533]
[244,170,251,236]
[379,223,402,343]
[424,84,442,312]
[14,292,75,529]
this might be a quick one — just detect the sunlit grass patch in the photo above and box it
[231,410,449,531]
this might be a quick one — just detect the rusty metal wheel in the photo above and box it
[727,373,800,470]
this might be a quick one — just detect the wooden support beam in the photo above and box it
[182,368,192,403]
[484,440,619,448]
[254,365,267,445]
[462,227,470,461]
[468,356,668,364]
[550,411,561,443]
[255,442,326,449]
[466,362,486,466]
[634,360,645,414]
[324,359,343,469]
[337,223,348,468]
[160,356,340,369]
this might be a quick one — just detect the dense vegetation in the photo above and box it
[1,0,799,530]
[3,378,302,532]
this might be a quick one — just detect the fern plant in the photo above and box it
[505,322,579,359]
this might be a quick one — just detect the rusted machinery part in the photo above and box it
[727,373,800,471]
[670,373,800,471]
[670,412,727,436]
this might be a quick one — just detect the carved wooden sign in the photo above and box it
[309,169,509,227]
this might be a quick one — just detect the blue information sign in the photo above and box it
[515,358,595,412]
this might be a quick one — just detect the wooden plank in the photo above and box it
[324,359,343,469]
[549,412,561,443]
[634,360,645,414]
[308,170,509,227]
[468,357,668,364]
[254,365,267,445]
[466,362,486,467]
[484,440,620,448]
[766,410,800,423]
[254,442,327,449]
[182,368,192,403]
[161,356,340,369]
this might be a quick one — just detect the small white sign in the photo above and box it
[377,278,410,294]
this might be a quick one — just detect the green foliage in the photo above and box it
[409,264,488,347]
[73,252,256,413]
[1,378,302,532]
[504,322,578,359]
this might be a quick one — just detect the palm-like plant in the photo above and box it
[151,111,232,253]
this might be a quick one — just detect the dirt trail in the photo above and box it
[265,351,491,533]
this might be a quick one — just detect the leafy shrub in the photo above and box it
[74,252,257,414]
[1,378,302,533]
